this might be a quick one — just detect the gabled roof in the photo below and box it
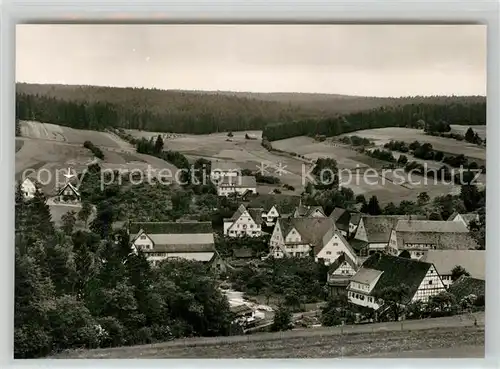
[448,275,485,301]
[349,213,362,226]
[358,215,426,243]
[359,253,433,304]
[218,175,257,188]
[447,212,480,224]
[277,217,335,250]
[320,227,356,257]
[246,194,301,215]
[247,208,264,225]
[227,204,247,222]
[328,252,358,273]
[420,250,485,279]
[57,181,80,197]
[395,220,469,233]
[350,239,369,252]
[295,200,326,218]
[129,221,213,236]
[329,207,351,232]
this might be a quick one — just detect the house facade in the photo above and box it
[315,228,357,265]
[216,176,257,197]
[129,221,217,266]
[210,160,241,181]
[293,201,326,218]
[246,194,301,227]
[269,217,335,259]
[326,253,359,296]
[347,253,446,311]
[223,204,263,237]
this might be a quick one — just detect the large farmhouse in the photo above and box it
[387,220,479,257]
[129,221,217,266]
[347,253,446,310]
[216,176,257,197]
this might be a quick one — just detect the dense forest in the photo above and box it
[263,101,486,141]
[16,83,486,135]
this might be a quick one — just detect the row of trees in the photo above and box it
[83,141,105,160]
[263,101,486,141]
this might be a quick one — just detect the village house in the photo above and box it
[19,177,38,199]
[315,227,358,265]
[269,217,336,258]
[216,175,257,197]
[351,215,426,256]
[326,252,359,296]
[447,212,480,228]
[329,207,352,237]
[420,250,485,288]
[246,194,301,227]
[129,221,220,268]
[349,213,362,236]
[210,160,241,180]
[347,253,446,310]
[223,204,263,237]
[386,220,479,258]
[56,181,81,204]
[293,200,326,218]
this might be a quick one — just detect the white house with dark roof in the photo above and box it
[347,253,446,310]
[247,194,301,226]
[20,177,37,199]
[129,221,217,266]
[447,212,480,228]
[315,228,357,265]
[224,204,263,237]
[216,175,257,197]
[352,215,426,256]
[420,250,485,288]
[269,217,336,258]
[387,219,479,258]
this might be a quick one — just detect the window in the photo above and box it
[428,280,433,285]
[337,251,342,255]
[326,251,331,255]
[333,242,338,246]
[250,224,254,228]
[140,234,147,240]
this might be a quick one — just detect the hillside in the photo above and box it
[16,83,486,135]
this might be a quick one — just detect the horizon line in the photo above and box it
[15,81,487,99]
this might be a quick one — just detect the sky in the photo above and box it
[16,24,486,97]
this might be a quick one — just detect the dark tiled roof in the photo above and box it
[358,215,426,243]
[398,250,412,258]
[330,207,347,222]
[395,220,469,233]
[277,217,335,250]
[329,207,351,232]
[218,175,256,188]
[448,275,485,301]
[360,253,432,304]
[247,208,264,225]
[228,204,247,221]
[396,231,479,250]
[350,239,369,252]
[349,213,362,226]
[129,221,213,235]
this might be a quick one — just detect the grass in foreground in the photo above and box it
[56,326,484,359]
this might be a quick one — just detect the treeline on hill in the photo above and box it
[15,84,311,134]
[263,101,486,141]
[16,83,485,135]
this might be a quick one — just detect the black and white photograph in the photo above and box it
[14,24,486,359]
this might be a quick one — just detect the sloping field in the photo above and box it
[20,120,129,149]
[341,127,486,161]
[450,124,487,140]
[55,313,484,359]
[127,129,307,194]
